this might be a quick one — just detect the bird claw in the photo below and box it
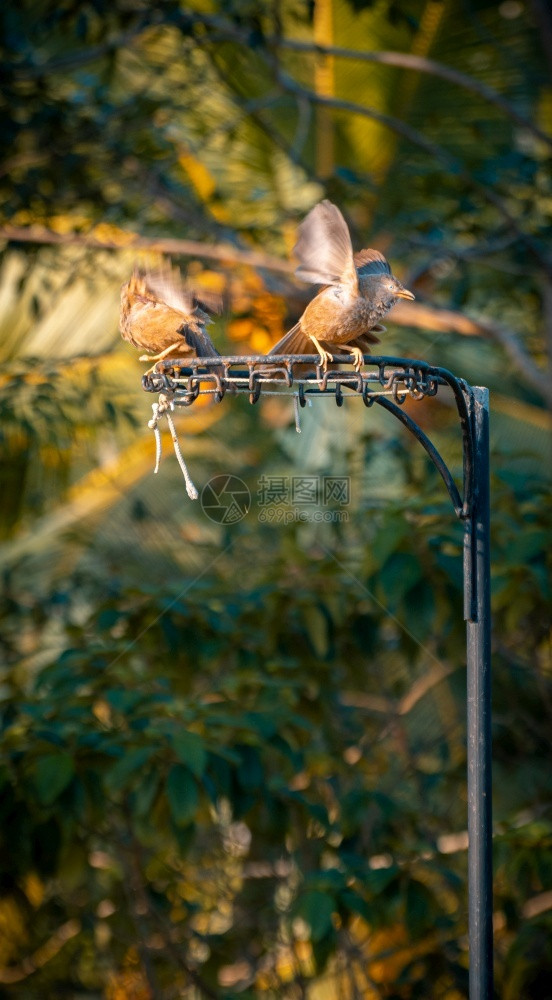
[318,349,334,371]
[339,346,364,371]
[350,347,364,371]
[139,355,163,377]
[140,357,159,377]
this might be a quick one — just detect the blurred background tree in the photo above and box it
[0,0,550,997]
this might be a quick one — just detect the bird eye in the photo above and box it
[387,283,394,289]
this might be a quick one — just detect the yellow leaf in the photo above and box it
[90,222,137,246]
[228,318,255,340]
[179,151,216,201]
[250,329,273,354]
[24,872,44,908]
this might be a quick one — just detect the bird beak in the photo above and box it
[396,285,415,300]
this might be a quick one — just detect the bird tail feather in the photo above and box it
[182,326,221,359]
[267,323,311,356]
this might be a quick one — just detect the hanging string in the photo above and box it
[293,393,301,433]
[165,410,199,500]
[148,402,163,474]
[147,393,199,500]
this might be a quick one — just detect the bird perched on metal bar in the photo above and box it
[268,200,414,370]
[120,261,221,372]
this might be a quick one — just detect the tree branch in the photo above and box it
[275,75,552,279]
[5,8,551,277]
[273,38,552,150]
[0,920,81,984]
[9,13,161,78]
[340,662,460,717]
[197,17,552,276]
[0,224,294,274]
[13,11,549,150]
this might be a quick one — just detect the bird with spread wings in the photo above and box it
[268,200,414,370]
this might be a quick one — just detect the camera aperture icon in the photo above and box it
[201,475,251,524]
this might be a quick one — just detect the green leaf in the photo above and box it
[296,890,335,942]
[166,765,199,826]
[97,608,123,630]
[243,711,278,739]
[405,879,437,936]
[367,514,410,570]
[340,889,374,922]
[402,578,436,640]
[34,753,75,805]
[364,865,400,896]
[308,869,345,891]
[379,552,422,609]
[302,604,331,658]
[104,689,145,713]
[32,818,61,875]
[105,747,156,792]
[237,744,263,793]
[133,769,160,818]
[171,731,207,778]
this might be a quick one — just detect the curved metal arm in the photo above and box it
[373,395,464,517]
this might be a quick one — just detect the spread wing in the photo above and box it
[145,262,222,317]
[143,263,196,316]
[294,200,358,293]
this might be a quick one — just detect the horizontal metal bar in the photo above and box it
[148,353,455,377]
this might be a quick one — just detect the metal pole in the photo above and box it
[465,386,493,998]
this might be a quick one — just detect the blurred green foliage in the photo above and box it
[0,0,551,997]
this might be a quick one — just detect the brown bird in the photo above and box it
[120,261,221,372]
[269,200,415,370]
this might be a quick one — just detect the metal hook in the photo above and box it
[362,381,375,407]
[248,370,262,404]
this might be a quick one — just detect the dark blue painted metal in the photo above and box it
[465,387,494,999]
